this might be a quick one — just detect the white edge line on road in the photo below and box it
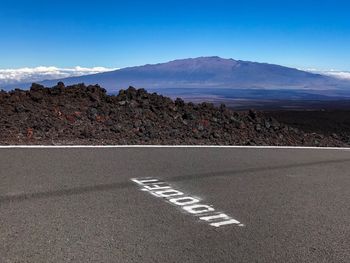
[0,145,349,150]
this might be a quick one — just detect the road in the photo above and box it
[1,147,350,262]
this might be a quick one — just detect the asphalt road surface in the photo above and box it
[1,147,350,263]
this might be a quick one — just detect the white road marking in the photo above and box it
[183,204,215,214]
[131,178,243,228]
[155,189,184,198]
[169,196,200,206]
[0,145,350,150]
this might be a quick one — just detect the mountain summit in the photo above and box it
[5,57,349,92]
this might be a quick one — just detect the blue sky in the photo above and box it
[1,0,350,70]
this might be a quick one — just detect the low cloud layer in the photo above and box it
[321,71,350,80]
[305,69,350,80]
[0,66,118,86]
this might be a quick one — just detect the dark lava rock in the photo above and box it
[29,92,44,102]
[15,105,26,113]
[30,83,45,92]
[175,98,185,107]
[255,124,262,132]
[183,112,196,120]
[0,83,347,146]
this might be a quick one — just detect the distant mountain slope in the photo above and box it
[3,57,349,92]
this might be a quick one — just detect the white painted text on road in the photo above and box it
[131,178,244,228]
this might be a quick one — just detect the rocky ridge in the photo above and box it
[0,82,346,146]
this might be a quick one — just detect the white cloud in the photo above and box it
[0,66,118,85]
[321,71,350,80]
[304,68,350,80]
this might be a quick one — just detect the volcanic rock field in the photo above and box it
[0,82,347,146]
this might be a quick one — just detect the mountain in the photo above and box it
[3,57,349,95]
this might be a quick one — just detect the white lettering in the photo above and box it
[200,213,241,227]
[131,178,243,228]
[144,183,171,191]
[210,219,241,227]
[200,213,231,222]
[131,178,159,185]
[169,196,200,206]
[183,204,215,214]
[155,189,184,198]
